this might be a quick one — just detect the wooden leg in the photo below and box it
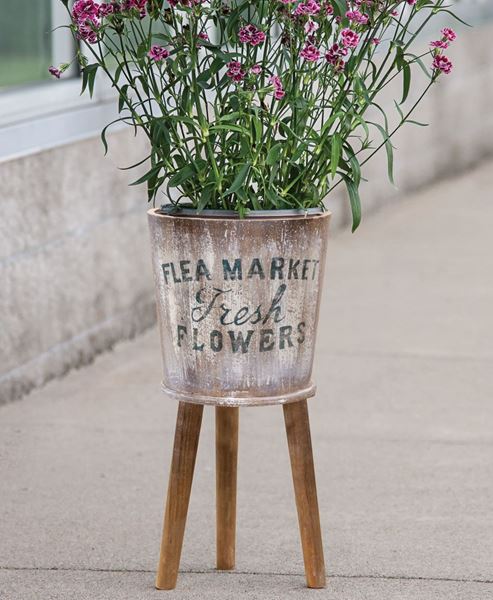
[155,401,204,590]
[283,399,326,589]
[216,406,239,570]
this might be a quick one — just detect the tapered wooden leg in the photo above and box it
[283,399,326,589]
[155,401,204,590]
[216,406,239,570]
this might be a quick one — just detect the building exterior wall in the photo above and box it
[1,22,492,404]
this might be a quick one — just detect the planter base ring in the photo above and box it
[161,382,316,407]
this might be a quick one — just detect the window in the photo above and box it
[0,0,119,162]
[0,0,76,91]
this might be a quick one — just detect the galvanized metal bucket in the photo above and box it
[147,208,330,406]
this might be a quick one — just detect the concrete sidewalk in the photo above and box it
[1,162,493,600]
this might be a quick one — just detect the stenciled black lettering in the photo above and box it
[170,262,182,283]
[233,306,251,326]
[196,259,211,281]
[311,260,320,280]
[288,259,300,279]
[248,305,263,325]
[192,328,205,351]
[301,259,311,280]
[210,330,223,352]
[223,259,243,281]
[270,257,284,279]
[161,263,171,284]
[262,283,287,325]
[247,258,265,279]
[177,324,187,347]
[279,325,294,349]
[179,260,193,282]
[259,329,275,352]
[297,321,306,344]
[192,287,230,323]
[228,330,254,353]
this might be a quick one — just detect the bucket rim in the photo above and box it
[149,205,331,220]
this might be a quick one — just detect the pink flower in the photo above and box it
[250,64,262,75]
[226,61,247,82]
[300,43,321,62]
[430,40,449,49]
[341,28,360,49]
[269,75,285,100]
[325,42,347,71]
[294,0,321,16]
[441,27,457,42]
[238,24,266,46]
[77,24,99,44]
[98,3,115,17]
[148,45,170,61]
[72,0,101,43]
[432,54,453,75]
[49,66,62,79]
[122,0,147,16]
[323,2,334,16]
[72,0,100,24]
[304,19,319,35]
[346,10,369,25]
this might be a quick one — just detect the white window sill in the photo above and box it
[0,78,121,164]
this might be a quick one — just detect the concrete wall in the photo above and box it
[0,133,155,403]
[1,22,493,405]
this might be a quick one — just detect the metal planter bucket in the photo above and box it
[147,208,330,407]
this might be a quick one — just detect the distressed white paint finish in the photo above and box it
[148,210,330,406]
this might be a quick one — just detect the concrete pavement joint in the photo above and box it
[0,566,491,585]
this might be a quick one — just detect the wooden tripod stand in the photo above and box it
[155,399,326,590]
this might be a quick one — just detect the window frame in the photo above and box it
[0,0,120,163]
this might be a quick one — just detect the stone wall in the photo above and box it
[1,21,492,404]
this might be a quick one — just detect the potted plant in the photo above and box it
[53,0,459,590]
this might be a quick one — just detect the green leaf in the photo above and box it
[266,143,283,166]
[197,69,213,90]
[224,163,250,197]
[372,122,395,186]
[129,164,162,187]
[118,85,129,113]
[330,134,341,179]
[197,184,214,212]
[406,119,429,127]
[331,0,346,17]
[81,64,98,98]
[210,124,251,136]
[168,164,196,187]
[401,62,411,105]
[343,176,362,233]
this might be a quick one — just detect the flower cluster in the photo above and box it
[430,27,457,75]
[238,25,266,47]
[52,0,460,224]
[70,0,147,42]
